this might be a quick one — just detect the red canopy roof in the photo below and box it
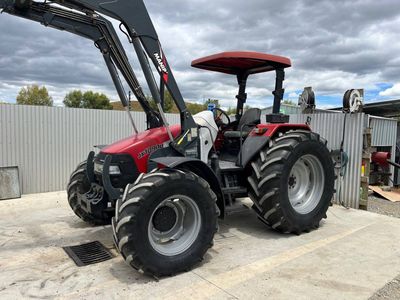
[191,51,291,75]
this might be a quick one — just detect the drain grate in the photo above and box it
[63,241,114,267]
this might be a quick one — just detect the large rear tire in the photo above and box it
[248,130,335,234]
[67,161,111,225]
[112,169,219,277]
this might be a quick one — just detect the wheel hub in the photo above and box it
[148,195,202,256]
[152,206,177,232]
[288,175,297,189]
[288,155,325,214]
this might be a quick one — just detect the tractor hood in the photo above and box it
[101,125,181,155]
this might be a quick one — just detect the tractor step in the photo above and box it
[224,202,251,216]
[219,160,242,172]
[222,186,247,195]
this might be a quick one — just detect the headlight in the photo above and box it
[109,165,121,175]
[94,162,103,174]
[94,162,121,175]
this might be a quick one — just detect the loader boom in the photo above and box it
[0,0,198,149]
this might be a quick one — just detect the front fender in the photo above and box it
[151,156,225,218]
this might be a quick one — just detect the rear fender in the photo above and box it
[151,156,225,218]
[258,123,311,138]
[238,136,270,168]
[240,124,311,169]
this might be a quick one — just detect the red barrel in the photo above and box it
[371,152,391,166]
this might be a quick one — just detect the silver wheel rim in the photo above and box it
[288,154,325,214]
[148,195,202,256]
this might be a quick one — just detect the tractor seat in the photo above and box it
[224,108,261,138]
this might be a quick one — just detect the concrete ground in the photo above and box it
[1,192,400,299]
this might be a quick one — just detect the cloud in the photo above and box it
[380,83,400,98]
[0,0,399,109]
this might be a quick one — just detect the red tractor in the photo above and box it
[1,0,335,277]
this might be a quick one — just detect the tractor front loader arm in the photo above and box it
[63,0,198,135]
[1,0,198,151]
[0,0,162,128]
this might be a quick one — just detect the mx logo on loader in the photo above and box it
[154,47,169,83]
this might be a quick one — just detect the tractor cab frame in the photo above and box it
[191,51,292,123]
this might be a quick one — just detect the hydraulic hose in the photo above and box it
[337,112,350,208]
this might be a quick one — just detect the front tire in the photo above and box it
[248,130,335,234]
[67,161,111,225]
[112,169,219,277]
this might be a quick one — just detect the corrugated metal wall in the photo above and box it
[369,116,398,147]
[0,104,180,194]
[289,113,365,208]
[262,104,338,116]
[2,104,397,208]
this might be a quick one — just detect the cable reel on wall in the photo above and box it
[343,89,364,113]
[298,87,316,114]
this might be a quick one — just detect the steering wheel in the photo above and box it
[212,107,231,127]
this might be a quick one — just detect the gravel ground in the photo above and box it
[368,195,400,299]
[368,195,400,219]
[370,275,400,300]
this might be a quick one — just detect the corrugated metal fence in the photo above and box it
[0,104,180,194]
[369,116,398,147]
[288,113,365,208]
[1,104,397,209]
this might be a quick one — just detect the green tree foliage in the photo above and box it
[185,99,222,115]
[202,99,220,110]
[282,99,296,106]
[16,85,53,106]
[147,95,223,115]
[147,91,177,113]
[186,102,205,115]
[63,90,113,110]
[226,107,237,115]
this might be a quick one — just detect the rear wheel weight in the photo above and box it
[113,169,218,277]
[248,130,335,234]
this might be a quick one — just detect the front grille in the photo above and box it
[94,153,139,188]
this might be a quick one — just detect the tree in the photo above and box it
[186,102,205,115]
[161,91,176,113]
[226,107,236,115]
[147,96,222,115]
[63,90,113,110]
[16,85,53,106]
[282,99,296,106]
[147,91,177,113]
[202,99,220,110]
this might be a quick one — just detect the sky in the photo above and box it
[0,0,400,109]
